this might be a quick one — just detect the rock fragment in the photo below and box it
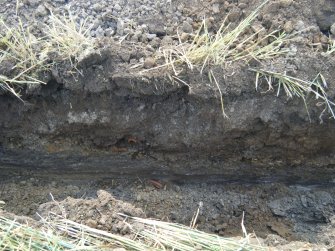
[182,21,193,33]
[143,57,156,68]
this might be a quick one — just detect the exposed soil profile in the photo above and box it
[1,0,335,250]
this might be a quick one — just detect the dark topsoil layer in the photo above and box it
[1,0,335,249]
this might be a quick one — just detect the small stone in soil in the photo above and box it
[182,21,193,33]
[331,23,335,35]
[143,57,156,68]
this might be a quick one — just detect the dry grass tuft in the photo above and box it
[0,19,50,101]
[0,13,94,100]
[0,214,266,251]
[157,0,289,74]
[45,12,95,64]
[126,216,265,251]
[153,0,291,118]
[327,39,335,55]
[250,68,335,122]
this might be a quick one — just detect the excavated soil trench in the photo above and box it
[1,61,335,247]
[1,0,335,249]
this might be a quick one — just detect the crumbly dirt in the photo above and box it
[1,0,335,250]
[1,174,335,250]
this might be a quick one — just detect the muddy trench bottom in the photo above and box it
[1,169,335,248]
